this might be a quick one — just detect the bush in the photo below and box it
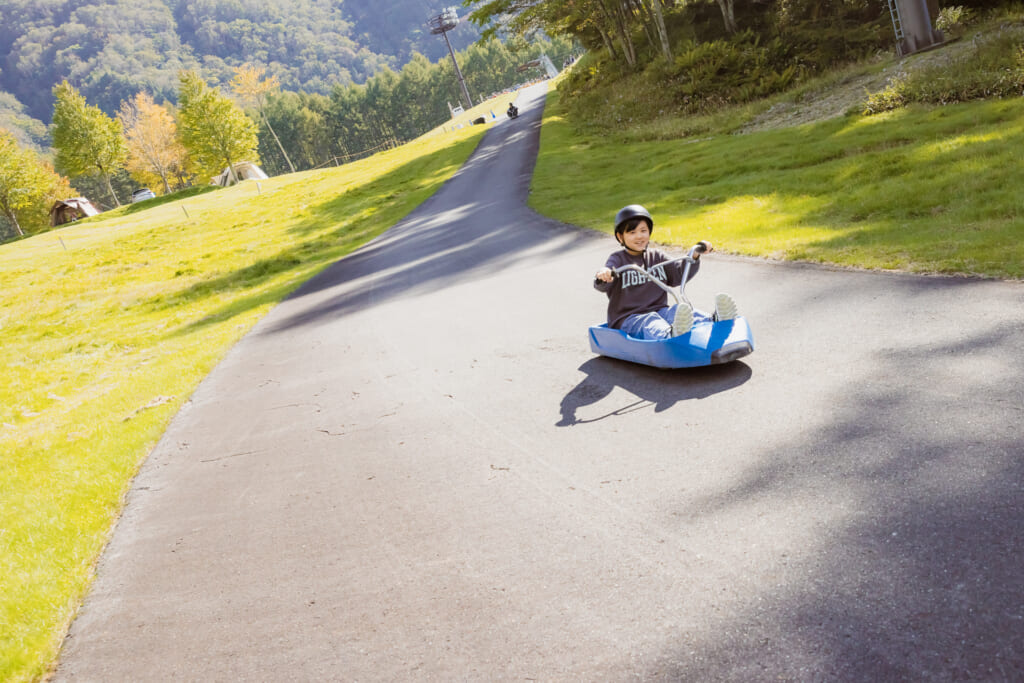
[862,76,908,114]
[667,32,802,114]
[864,24,1024,114]
[935,6,972,36]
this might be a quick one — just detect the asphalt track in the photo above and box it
[57,83,1024,680]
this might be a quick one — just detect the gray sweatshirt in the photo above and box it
[594,248,699,329]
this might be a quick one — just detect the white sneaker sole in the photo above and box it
[672,302,694,336]
[715,293,738,321]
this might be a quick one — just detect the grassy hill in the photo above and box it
[532,89,1024,279]
[530,10,1024,280]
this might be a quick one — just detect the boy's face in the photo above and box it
[618,220,650,255]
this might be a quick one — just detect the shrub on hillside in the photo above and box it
[935,6,972,38]
[560,1,888,130]
[669,33,800,114]
[864,25,1024,113]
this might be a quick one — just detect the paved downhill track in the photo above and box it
[57,83,1024,680]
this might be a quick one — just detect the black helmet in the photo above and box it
[614,204,653,234]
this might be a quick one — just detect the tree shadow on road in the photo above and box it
[258,202,595,335]
[252,89,600,337]
[641,321,1024,679]
[556,357,752,426]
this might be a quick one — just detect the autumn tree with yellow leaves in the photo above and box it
[118,93,190,194]
[0,129,74,239]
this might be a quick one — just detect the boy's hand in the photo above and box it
[595,267,614,282]
[695,240,713,258]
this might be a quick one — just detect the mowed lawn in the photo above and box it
[0,121,487,682]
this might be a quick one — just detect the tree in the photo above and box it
[0,129,73,239]
[715,0,738,34]
[468,0,639,65]
[231,64,296,173]
[51,80,127,207]
[262,91,333,172]
[649,0,673,59]
[176,70,260,184]
[118,93,190,194]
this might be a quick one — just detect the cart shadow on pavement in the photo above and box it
[556,357,752,426]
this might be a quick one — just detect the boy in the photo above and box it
[594,204,738,340]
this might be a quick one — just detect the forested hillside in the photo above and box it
[0,0,480,124]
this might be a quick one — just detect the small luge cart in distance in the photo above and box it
[588,243,754,368]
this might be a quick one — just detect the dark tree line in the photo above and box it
[467,0,897,71]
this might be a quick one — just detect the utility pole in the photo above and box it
[429,7,473,111]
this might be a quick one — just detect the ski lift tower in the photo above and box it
[886,0,944,56]
[430,7,473,111]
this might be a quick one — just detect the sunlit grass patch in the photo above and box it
[656,193,835,255]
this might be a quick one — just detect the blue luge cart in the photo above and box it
[589,244,754,368]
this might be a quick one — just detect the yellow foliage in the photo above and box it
[117,93,190,194]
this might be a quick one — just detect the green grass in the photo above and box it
[0,122,487,682]
[532,89,1024,278]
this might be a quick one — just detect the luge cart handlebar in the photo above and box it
[611,243,709,307]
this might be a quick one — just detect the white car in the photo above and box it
[131,188,156,203]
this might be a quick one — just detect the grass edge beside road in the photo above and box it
[0,123,488,683]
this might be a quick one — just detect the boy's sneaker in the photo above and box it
[672,302,694,336]
[714,293,739,322]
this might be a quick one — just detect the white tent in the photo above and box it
[49,197,100,226]
[213,161,268,187]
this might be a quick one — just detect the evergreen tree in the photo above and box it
[262,91,332,173]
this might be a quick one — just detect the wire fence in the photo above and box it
[310,138,404,170]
